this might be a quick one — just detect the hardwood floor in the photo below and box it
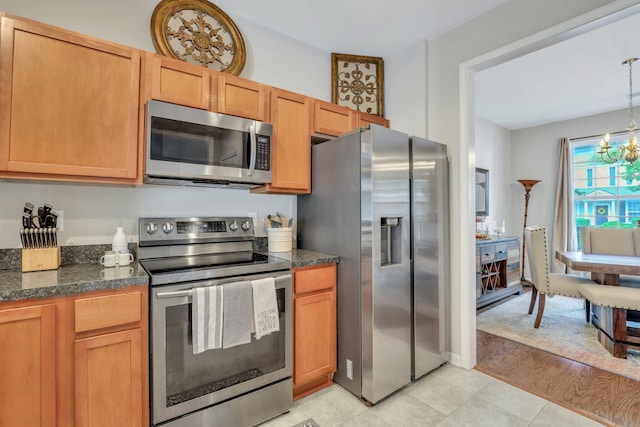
[476,288,640,427]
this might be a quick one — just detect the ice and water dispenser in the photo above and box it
[380,217,403,266]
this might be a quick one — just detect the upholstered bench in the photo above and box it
[578,283,640,310]
[581,227,640,256]
[582,227,640,287]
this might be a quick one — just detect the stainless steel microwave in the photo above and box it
[144,100,272,188]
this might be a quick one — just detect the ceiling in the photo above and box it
[475,10,640,130]
[212,0,639,131]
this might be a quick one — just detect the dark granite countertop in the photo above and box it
[0,246,336,303]
[0,262,149,303]
[263,249,339,269]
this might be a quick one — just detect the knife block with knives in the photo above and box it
[21,202,61,272]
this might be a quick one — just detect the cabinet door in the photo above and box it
[0,304,56,427]
[312,100,356,137]
[260,88,310,193]
[146,53,211,110]
[358,112,390,128]
[217,74,268,121]
[294,290,337,386]
[75,329,143,427]
[0,16,140,182]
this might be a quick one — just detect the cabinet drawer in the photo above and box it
[494,243,508,261]
[479,246,495,263]
[75,291,142,333]
[294,264,336,295]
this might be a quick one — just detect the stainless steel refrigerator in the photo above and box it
[297,125,449,405]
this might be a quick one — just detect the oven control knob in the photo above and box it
[229,221,239,231]
[162,222,174,234]
[241,220,251,231]
[145,222,158,235]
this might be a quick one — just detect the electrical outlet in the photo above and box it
[248,212,257,225]
[55,210,64,231]
[346,359,353,380]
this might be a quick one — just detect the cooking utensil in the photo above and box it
[23,202,34,215]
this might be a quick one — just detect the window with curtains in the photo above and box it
[572,135,640,249]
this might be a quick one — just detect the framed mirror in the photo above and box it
[475,168,489,216]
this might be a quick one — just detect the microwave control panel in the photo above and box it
[256,135,270,171]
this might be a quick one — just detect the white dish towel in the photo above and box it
[192,285,223,354]
[222,281,253,349]
[251,277,279,339]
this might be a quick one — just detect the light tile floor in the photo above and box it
[258,364,605,427]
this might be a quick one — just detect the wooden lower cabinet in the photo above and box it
[72,287,148,427]
[75,329,143,427]
[293,264,337,400]
[0,286,148,427]
[0,302,57,427]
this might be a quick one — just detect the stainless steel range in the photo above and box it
[138,216,292,427]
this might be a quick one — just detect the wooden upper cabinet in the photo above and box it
[216,74,268,121]
[312,99,356,137]
[0,15,141,183]
[0,303,57,427]
[253,88,310,194]
[144,53,211,110]
[358,112,390,128]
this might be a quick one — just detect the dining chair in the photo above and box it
[524,226,598,328]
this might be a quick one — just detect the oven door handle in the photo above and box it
[155,274,292,299]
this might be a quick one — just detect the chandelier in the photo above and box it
[598,58,639,164]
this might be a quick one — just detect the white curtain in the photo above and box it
[552,137,576,273]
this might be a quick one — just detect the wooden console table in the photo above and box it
[476,237,521,308]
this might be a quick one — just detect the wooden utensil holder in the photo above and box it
[22,247,61,272]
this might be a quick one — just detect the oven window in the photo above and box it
[150,117,249,168]
[164,288,286,407]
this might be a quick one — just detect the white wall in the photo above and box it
[386,41,428,138]
[511,108,630,240]
[426,0,617,366]
[475,117,512,235]
[0,0,331,249]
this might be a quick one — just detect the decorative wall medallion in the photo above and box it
[331,53,384,116]
[151,0,246,75]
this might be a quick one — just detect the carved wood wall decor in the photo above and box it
[331,53,384,116]
[151,0,246,75]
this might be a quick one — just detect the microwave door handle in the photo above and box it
[248,124,257,176]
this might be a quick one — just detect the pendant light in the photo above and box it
[598,58,639,164]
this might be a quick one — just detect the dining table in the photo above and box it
[556,251,640,358]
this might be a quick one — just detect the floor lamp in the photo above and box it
[517,179,541,285]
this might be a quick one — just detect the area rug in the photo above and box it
[476,293,640,382]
